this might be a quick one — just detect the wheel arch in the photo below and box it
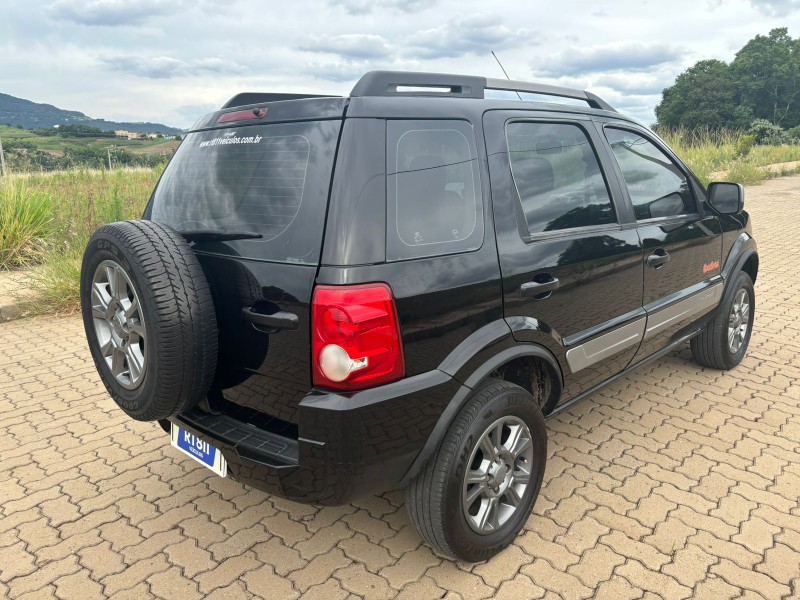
[401,342,562,486]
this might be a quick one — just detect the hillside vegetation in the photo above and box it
[0,91,181,134]
[0,125,178,172]
[656,28,800,133]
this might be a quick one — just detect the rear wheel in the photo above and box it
[406,380,547,562]
[81,220,218,421]
[691,271,754,370]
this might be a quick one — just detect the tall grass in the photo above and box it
[658,127,800,185]
[1,167,162,314]
[0,180,54,268]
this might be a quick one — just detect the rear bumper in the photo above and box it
[170,369,461,505]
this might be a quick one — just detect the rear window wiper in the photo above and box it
[178,229,264,243]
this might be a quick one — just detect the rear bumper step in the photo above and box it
[174,408,299,469]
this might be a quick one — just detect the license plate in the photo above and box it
[170,424,227,477]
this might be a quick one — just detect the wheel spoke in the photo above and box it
[99,338,114,357]
[124,297,139,319]
[477,497,498,531]
[126,347,144,381]
[465,468,487,485]
[128,322,145,341]
[464,483,486,508]
[493,421,505,449]
[480,435,497,461]
[92,282,111,314]
[111,347,126,377]
[508,427,531,458]
[113,268,128,301]
[740,302,750,323]
[505,484,523,507]
[513,465,531,486]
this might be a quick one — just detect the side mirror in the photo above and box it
[708,182,744,214]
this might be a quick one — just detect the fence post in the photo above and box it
[0,135,6,177]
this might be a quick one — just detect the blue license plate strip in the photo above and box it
[170,424,227,477]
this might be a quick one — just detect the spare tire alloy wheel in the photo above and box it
[90,260,147,390]
[81,220,218,422]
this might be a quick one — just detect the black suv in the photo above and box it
[80,71,758,561]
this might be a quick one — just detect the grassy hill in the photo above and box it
[0,92,181,134]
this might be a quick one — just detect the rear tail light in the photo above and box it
[217,107,267,123]
[311,283,404,391]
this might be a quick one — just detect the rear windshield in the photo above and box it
[147,120,341,264]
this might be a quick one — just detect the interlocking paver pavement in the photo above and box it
[2,175,800,599]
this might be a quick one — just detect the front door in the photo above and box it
[485,111,644,403]
[598,124,723,359]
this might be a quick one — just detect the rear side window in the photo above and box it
[148,120,340,264]
[386,120,482,261]
[506,122,615,235]
[604,127,696,220]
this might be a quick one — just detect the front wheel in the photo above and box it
[406,380,547,562]
[691,271,755,370]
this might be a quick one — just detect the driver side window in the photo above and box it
[604,127,696,220]
[506,121,616,235]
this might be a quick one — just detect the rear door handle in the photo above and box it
[647,250,670,268]
[520,277,560,299]
[241,307,299,331]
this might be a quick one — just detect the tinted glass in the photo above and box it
[506,122,615,234]
[604,128,696,220]
[387,120,482,261]
[148,120,340,264]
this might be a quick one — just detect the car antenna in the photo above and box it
[491,51,522,101]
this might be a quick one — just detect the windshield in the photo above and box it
[147,120,341,264]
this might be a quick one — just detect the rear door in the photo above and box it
[596,123,723,359]
[485,111,644,403]
[145,118,342,424]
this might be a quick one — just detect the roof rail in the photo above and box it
[350,71,616,112]
[221,92,337,109]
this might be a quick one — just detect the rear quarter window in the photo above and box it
[386,120,483,261]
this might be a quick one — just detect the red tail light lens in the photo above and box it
[312,283,404,391]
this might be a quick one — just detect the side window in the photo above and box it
[506,122,616,234]
[387,120,483,261]
[604,127,696,220]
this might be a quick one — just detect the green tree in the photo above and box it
[731,28,800,127]
[655,60,739,128]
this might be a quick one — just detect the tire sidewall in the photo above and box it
[442,386,547,561]
[81,230,160,419]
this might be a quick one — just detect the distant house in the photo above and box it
[114,130,139,140]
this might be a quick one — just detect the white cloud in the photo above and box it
[301,34,393,60]
[533,43,684,77]
[408,13,535,59]
[746,0,800,16]
[48,0,182,26]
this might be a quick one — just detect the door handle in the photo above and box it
[647,250,670,268]
[241,307,299,331]
[520,276,560,299]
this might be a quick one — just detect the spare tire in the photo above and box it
[80,220,218,421]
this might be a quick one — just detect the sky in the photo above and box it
[0,0,798,129]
